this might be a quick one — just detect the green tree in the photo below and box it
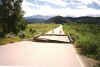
[0,0,24,33]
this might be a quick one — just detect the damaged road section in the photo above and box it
[33,34,70,43]
[33,25,73,43]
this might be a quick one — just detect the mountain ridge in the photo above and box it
[24,15,100,24]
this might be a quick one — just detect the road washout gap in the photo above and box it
[34,25,70,43]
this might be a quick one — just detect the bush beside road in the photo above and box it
[63,23,100,66]
[0,24,59,45]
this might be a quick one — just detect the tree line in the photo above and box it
[0,0,25,35]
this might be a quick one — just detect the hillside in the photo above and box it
[47,16,66,24]
[24,15,52,23]
[64,16,100,24]
[24,15,100,24]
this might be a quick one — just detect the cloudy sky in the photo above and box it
[22,0,100,17]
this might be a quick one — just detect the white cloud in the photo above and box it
[76,5,88,9]
[22,0,35,7]
[22,0,35,17]
[39,0,68,7]
[22,0,100,17]
[77,0,93,5]
[63,8,100,17]
[94,0,100,6]
[78,0,100,5]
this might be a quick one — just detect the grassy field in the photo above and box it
[63,23,100,61]
[25,24,59,38]
[0,24,59,45]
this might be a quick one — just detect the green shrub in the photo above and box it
[0,36,21,45]
[63,23,100,61]
[18,31,26,38]
[5,32,16,38]
[25,24,59,38]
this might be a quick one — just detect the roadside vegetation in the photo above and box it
[63,23,100,62]
[0,23,59,45]
[25,24,59,38]
[0,0,59,45]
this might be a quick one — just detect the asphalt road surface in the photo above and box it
[0,25,86,67]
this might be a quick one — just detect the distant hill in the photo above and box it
[24,15,52,23]
[64,16,100,24]
[47,16,100,24]
[47,16,66,24]
[24,18,45,22]
[24,15,100,24]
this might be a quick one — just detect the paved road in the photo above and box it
[46,25,64,34]
[0,25,86,67]
[38,25,70,42]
